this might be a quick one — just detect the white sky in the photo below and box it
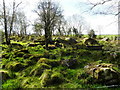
[0,0,119,35]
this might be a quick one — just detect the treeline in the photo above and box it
[0,0,95,49]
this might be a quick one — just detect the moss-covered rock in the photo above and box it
[29,54,44,62]
[5,61,25,72]
[50,72,64,85]
[37,58,60,67]
[61,59,78,69]
[0,69,11,82]
[84,38,100,46]
[84,63,120,85]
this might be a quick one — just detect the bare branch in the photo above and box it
[34,10,41,17]
[88,0,113,10]
[16,2,22,8]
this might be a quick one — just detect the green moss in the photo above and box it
[30,63,51,76]
[39,69,52,87]
[0,69,14,82]
[2,53,10,59]
[5,61,25,71]
[29,54,44,62]
[14,52,24,57]
[23,54,32,59]
[2,35,120,88]
[2,79,21,89]
[50,72,64,84]
[37,58,60,67]
[112,67,120,73]
[20,65,34,77]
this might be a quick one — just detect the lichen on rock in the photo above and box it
[84,63,120,85]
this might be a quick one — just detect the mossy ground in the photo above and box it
[1,35,120,89]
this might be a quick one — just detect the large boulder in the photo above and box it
[84,38,100,46]
[56,37,78,48]
[67,38,78,44]
[84,63,120,85]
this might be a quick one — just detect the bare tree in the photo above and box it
[2,0,22,44]
[33,20,43,36]
[15,11,29,36]
[54,18,66,36]
[35,0,63,49]
[66,14,86,36]
[3,0,9,44]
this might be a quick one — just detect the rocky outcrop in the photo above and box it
[84,38,100,46]
[56,37,77,45]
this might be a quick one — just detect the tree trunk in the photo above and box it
[45,26,52,49]
[3,0,10,45]
[45,28,49,49]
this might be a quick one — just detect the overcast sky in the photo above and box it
[0,0,119,34]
